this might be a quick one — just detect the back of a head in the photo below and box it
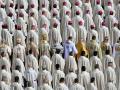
[59,78,65,83]
[92,35,96,40]
[1,65,6,70]
[68,36,72,40]
[69,51,73,56]
[55,64,60,70]
[55,49,61,54]
[74,78,79,83]
[30,37,34,42]
[27,81,32,87]
[105,50,110,55]
[117,37,120,42]
[81,66,86,72]
[90,77,95,83]
[81,51,85,56]
[14,76,19,82]
[93,51,98,56]
[108,62,113,67]
[29,49,33,54]
[15,66,20,71]
[1,52,5,57]
[94,64,99,69]
[69,69,73,72]
[2,76,7,82]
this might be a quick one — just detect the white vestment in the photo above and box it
[83,13,94,31]
[28,17,38,31]
[0,70,11,85]
[98,26,110,43]
[78,71,90,90]
[49,28,62,46]
[51,54,65,74]
[65,72,77,88]
[37,69,52,86]
[0,81,10,90]
[113,43,120,69]
[70,83,85,90]
[10,82,23,90]
[103,55,116,70]
[4,16,15,35]
[13,30,26,47]
[27,30,38,47]
[77,25,87,42]
[13,44,26,62]
[0,8,7,22]
[90,56,103,71]
[0,57,10,72]
[1,29,13,47]
[25,54,38,72]
[53,70,65,89]
[28,0,38,9]
[12,58,25,75]
[24,68,38,90]
[64,56,77,74]
[91,69,105,90]
[29,8,38,21]
[16,17,27,36]
[39,55,52,72]
[93,14,103,30]
[72,6,83,17]
[25,87,35,90]
[39,0,49,10]
[104,66,116,84]
[11,70,23,86]
[78,56,91,74]
[105,82,117,90]
[38,83,53,90]
[111,27,120,46]
[67,25,76,43]
[87,29,98,43]
[88,83,97,90]
[55,83,69,90]
[38,15,50,33]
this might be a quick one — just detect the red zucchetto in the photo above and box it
[17,25,22,30]
[53,23,58,28]
[98,10,103,15]
[19,13,24,17]
[108,2,112,6]
[90,25,95,29]
[75,2,79,6]
[1,4,5,8]
[86,10,90,14]
[2,24,8,29]
[68,21,72,25]
[42,4,45,8]
[76,11,80,15]
[30,4,35,8]
[96,0,100,5]
[102,21,106,26]
[20,4,24,9]
[10,3,14,8]
[113,23,118,27]
[53,4,57,8]
[8,12,13,17]
[53,13,57,17]
[63,2,67,6]
[109,11,113,15]
[30,12,34,16]
[78,21,83,26]
[66,11,70,15]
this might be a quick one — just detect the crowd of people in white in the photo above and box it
[0,0,120,90]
